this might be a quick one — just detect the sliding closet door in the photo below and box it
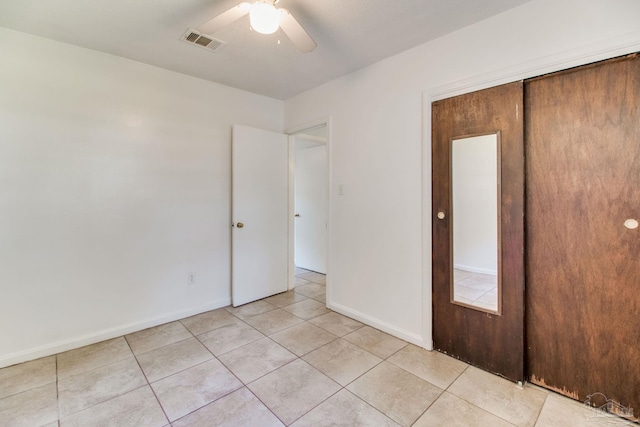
[526,55,640,410]
[433,82,525,382]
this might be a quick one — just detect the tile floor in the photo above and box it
[453,268,498,312]
[1,268,634,426]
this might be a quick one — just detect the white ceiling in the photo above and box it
[0,0,532,100]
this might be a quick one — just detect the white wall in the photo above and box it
[0,27,283,367]
[284,0,640,347]
[452,135,498,275]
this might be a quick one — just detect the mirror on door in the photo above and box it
[451,133,501,313]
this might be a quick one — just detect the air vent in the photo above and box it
[181,29,226,52]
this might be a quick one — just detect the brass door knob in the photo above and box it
[237,222,244,228]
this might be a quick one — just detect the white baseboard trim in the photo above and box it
[327,300,427,349]
[0,297,231,369]
[454,264,497,276]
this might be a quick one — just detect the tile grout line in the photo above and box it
[200,311,288,425]
[243,389,288,427]
[129,325,222,384]
[227,314,318,426]
[167,334,248,426]
[55,354,60,427]
[58,382,150,420]
[409,393,445,427]
[252,315,342,426]
[124,335,171,425]
[381,343,447,426]
[290,332,411,424]
[207,304,324,425]
[214,351,287,426]
[215,291,345,427]
[286,385,344,426]
[245,311,316,337]
[344,389,401,427]
[293,321,411,394]
[124,335,193,360]
[50,340,158,423]
[531,393,549,427]
[443,364,469,393]
[441,365,526,427]
[408,364,471,426]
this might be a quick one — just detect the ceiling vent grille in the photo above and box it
[181,29,226,52]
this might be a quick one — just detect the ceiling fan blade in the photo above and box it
[279,10,317,53]
[197,3,250,35]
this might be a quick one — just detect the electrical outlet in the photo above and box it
[188,272,196,285]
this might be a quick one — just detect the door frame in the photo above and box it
[421,33,640,351]
[285,117,332,298]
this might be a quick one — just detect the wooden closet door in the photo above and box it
[526,54,640,411]
[433,82,525,382]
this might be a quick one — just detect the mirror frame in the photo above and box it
[449,131,502,315]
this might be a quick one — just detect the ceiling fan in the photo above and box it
[197,0,317,53]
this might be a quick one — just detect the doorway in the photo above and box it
[287,122,330,296]
[293,127,328,274]
[231,122,330,307]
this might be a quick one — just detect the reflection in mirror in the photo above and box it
[451,134,500,313]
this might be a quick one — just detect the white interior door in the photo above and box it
[232,125,288,306]
[294,143,327,273]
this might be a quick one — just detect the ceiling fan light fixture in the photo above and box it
[249,2,281,34]
[196,0,316,53]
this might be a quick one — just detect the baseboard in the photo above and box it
[327,300,427,349]
[0,297,231,369]
[454,264,497,276]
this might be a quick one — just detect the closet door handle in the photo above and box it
[624,219,638,229]
[437,211,446,220]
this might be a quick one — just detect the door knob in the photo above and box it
[625,219,638,229]
[237,222,244,228]
[295,214,300,218]
[437,211,446,220]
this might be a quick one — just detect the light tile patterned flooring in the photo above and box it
[1,268,634,426]
[453,269,498,312]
